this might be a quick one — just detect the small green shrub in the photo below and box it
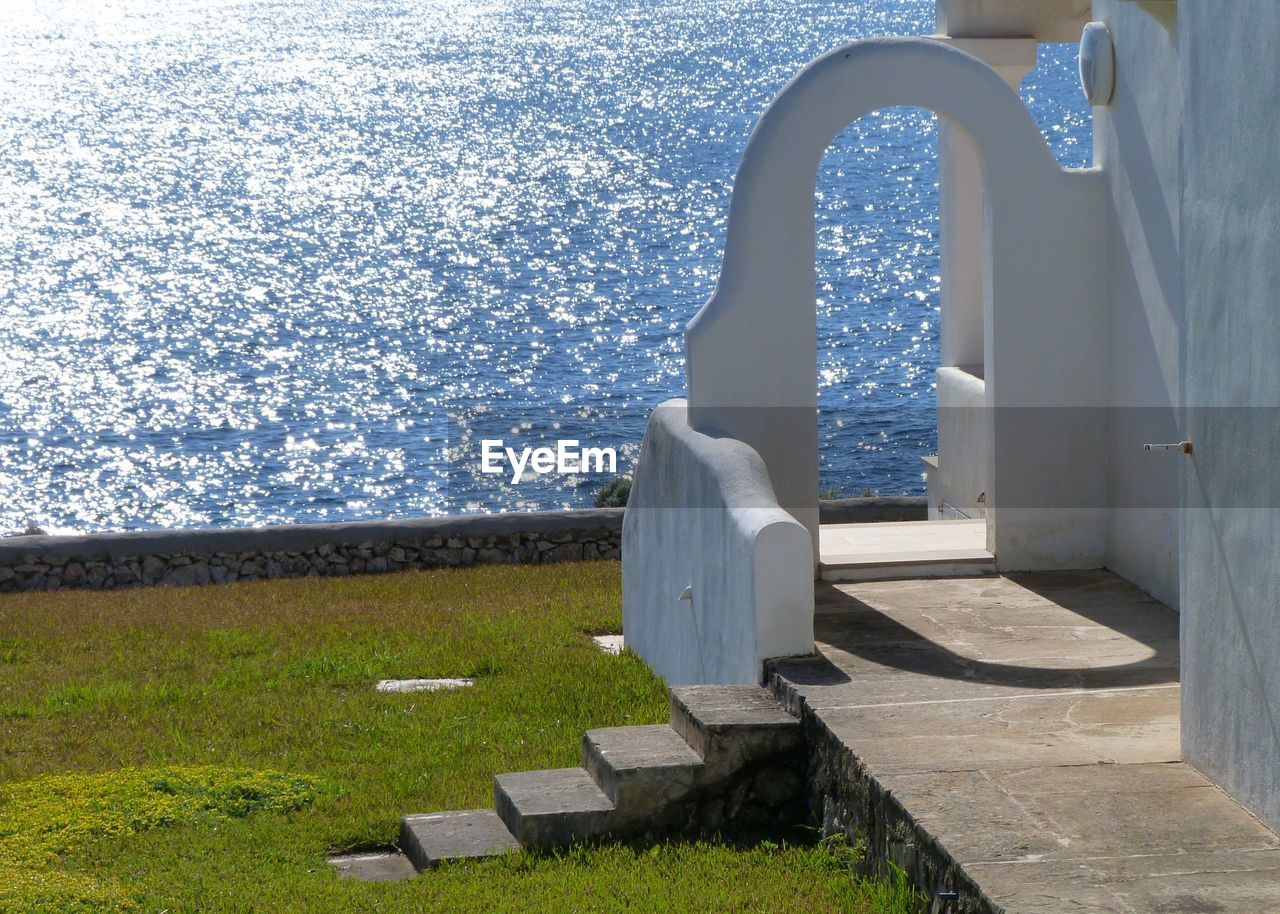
[0,766,320,913]
[595,476,632,508]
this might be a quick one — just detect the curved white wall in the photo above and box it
[621,401,813,685]
[624,35,1132,687]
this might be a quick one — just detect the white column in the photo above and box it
[932,38,1037,374]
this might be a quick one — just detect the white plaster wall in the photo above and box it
[1178,0,1280,833]
[1093,1,1183,609]
[982,160,1110,570]
[937,38,1036,375]
[621,401,813,685]
[930,366,989,518]
[938,119,986,371]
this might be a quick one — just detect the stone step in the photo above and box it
[582,724,704,819]
[818,555,995,583]
[818,519,994,582]
[494,767,615,848]
[399,809,520,870]
[669,685,802,779]
[376,687,806,879]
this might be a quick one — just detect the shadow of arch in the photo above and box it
[787,574,1179,692]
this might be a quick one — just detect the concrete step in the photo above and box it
[399,809,520,870]
[582,724,704,818]
[669,685,801,779]
[819,555,996,582]
[375,687,805,880]
[819,519,995,582]
[494,767,615,848]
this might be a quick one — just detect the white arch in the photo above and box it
[684,36,1108,566]
[624,37,1109,685]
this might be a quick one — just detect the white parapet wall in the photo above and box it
[929,366,990,519]
[621,401,814,685]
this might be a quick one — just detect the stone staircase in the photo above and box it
[398,685,805,871]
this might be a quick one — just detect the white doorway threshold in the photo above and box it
[819,519,994,582]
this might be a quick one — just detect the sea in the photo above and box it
[0,0,1091,533]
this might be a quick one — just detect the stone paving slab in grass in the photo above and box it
[375,678,474,693]
[329,850,418,882]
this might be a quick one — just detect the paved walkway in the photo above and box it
[770,571,1280,913]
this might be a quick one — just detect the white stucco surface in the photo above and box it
[929,366,988,519]
[1093,0,1182,610]
[936,38,1034,398]
[621,401,813,685]
[1178,0,1280,832]
[623,0,1280,841]
[937,0,1091,43]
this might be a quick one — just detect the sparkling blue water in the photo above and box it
[0,0,1090,533]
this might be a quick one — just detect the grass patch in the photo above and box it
[0,562,921,912]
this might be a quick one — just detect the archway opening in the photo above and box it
[815,43,1092,578]
[815,105,939,506]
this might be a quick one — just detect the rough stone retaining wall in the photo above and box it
[0,509,623,594]
[612,745,808,845]
[767,666,987,914]
[678,752,808,840]
[0,496,924,596]
[798,706,986,914]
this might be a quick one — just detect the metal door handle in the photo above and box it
[1143,441,1192,454]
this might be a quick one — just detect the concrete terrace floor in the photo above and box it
[770,571,1280,914]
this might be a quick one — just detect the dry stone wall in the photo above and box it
[0,509,622,593]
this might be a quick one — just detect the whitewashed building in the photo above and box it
[623,0,1280,833]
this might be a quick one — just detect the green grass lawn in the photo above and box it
[0,561,920,913]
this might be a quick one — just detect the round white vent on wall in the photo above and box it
[1079,22,1116,106]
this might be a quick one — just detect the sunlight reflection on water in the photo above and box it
[0,0,1090,532]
